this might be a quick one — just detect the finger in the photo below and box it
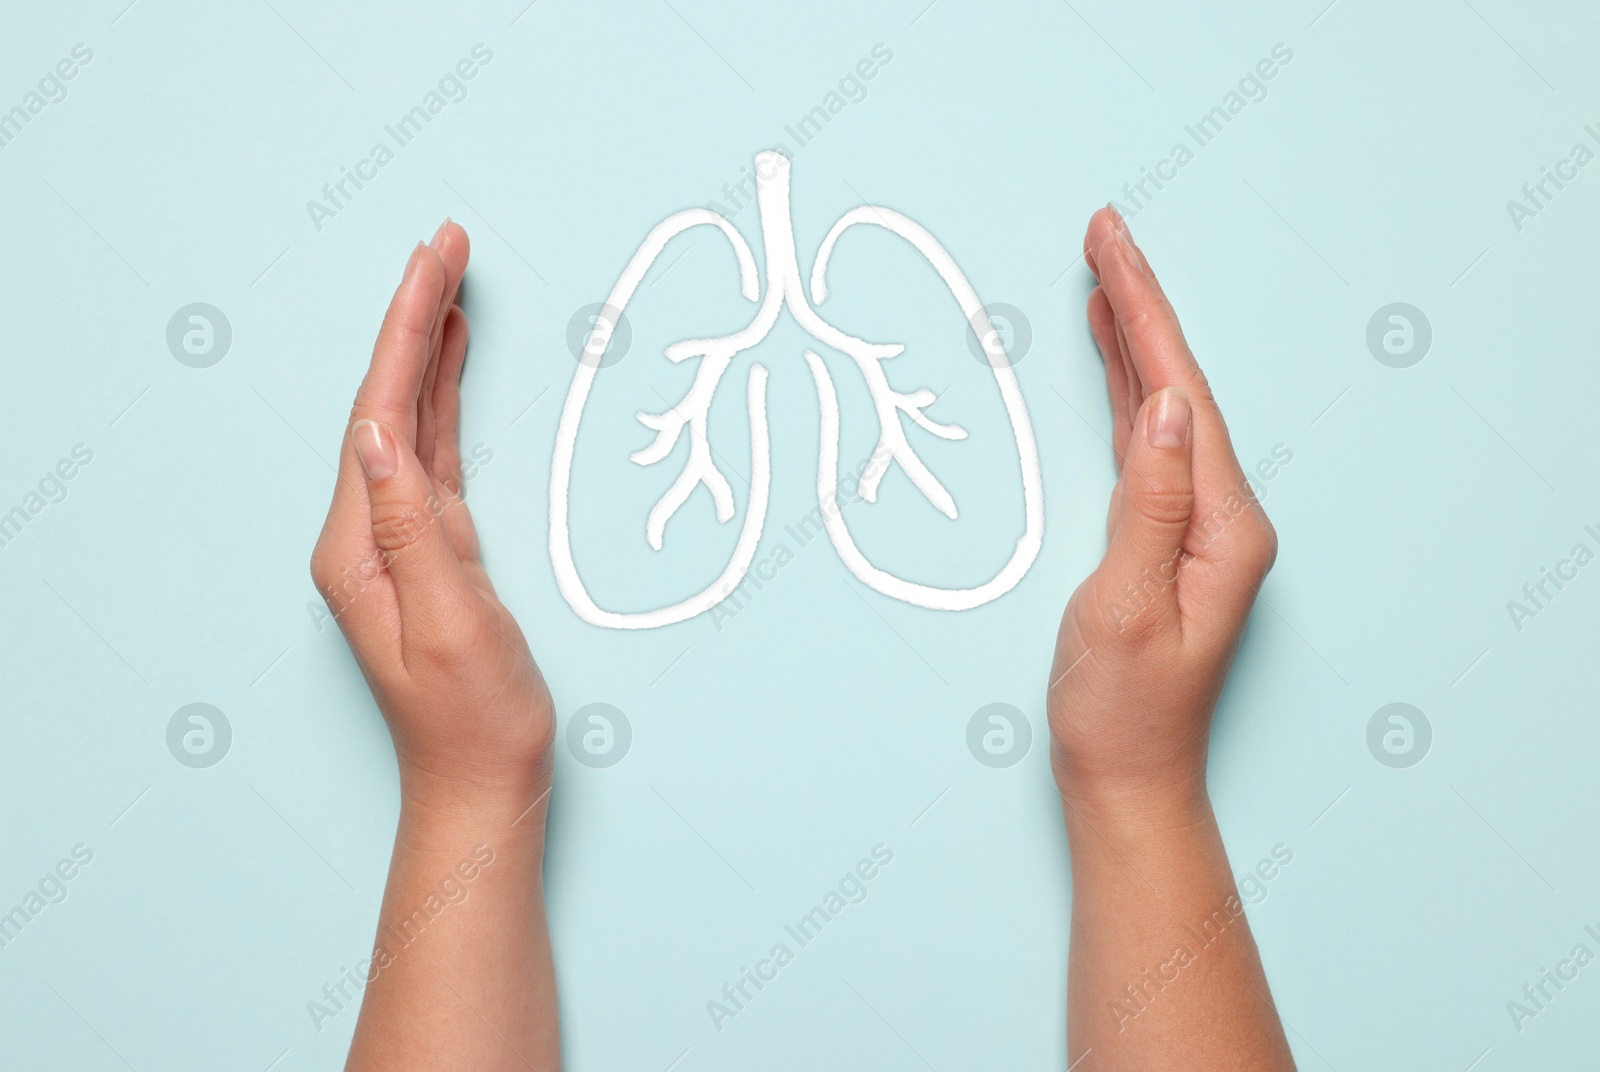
[429,307,484,566]
[311,243,446,637]
[1114,314,1143,437]
[430,306,470,490]
[1082,203,1121,281]
[1100,388,1194,630]
[352,418,478,654]
[1085,205,1149,435]
[1094,218,1260,536]
[1104,478,1122,545]
[416,221,470,474]
[330,243,446,543]
[1095,218,1201,398]
[353,244,447,438]
[1087,287,1131,469]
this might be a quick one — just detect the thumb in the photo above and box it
[352,418,474,637]
[1102,387,1194,613]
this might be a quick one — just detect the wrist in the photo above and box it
[1059,793,1219,873]
[1051,751,1214,849]
[396,749,554,837]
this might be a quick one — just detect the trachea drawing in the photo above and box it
[549,151,1043,629]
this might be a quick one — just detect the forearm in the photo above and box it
[314,221,561,1069]
[346,777,559,1072]
[1061,786,1294,1071]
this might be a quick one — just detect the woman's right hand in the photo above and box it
[1046,206,1278,826]
[1047,207,1293,1071]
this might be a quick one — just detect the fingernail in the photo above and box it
[431,217,452,248]
[1115,218,1140,264]
[403,241,423,279]
[1108,203,1150,277]
[353,419,399,481]
[1148,389,1190,448]
[1108,202,1129,236]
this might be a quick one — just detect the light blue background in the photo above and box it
[3,1,1598,1068]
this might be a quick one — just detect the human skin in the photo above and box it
[310,221,560,1071]
[1049,207,1296,1070]
[305,205,1286,1070]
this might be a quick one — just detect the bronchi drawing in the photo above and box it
[549,151,1043,629]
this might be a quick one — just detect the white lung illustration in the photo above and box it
[549,151,1043,629]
